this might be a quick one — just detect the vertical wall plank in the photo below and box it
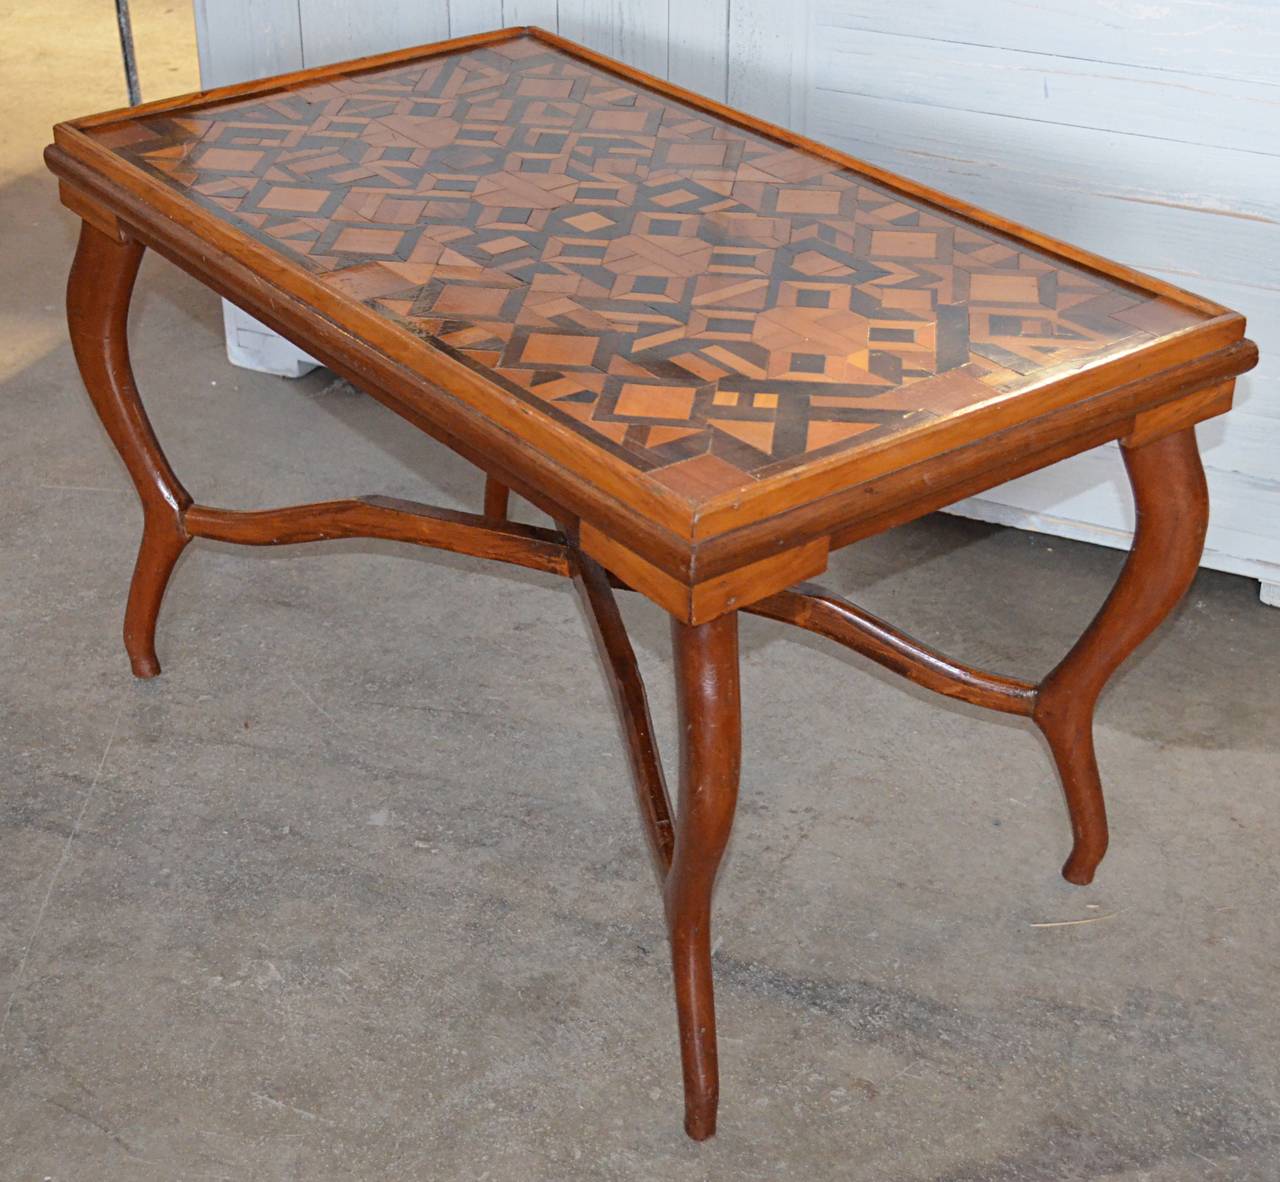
[501,0,558,28]
[504,0,560,30]
[449,0,506,38]
[668,0,728,101]
[297,0,450,67]
[193,0,303,86]
[727,0,810,129]
[558,0,669,77]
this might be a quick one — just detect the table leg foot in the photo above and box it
[124,517,189,678]
[667,613,740,1141]
[67,221,191,676]
[1034,428,1208,885]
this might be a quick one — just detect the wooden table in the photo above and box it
[46,26,1257,1141]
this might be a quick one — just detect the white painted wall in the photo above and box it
[801,2,1280,605]
[192,0,1280,602]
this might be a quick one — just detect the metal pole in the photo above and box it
[114,0,141,106]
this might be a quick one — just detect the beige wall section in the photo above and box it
[192,1,1280,603]
[0,1,198,377]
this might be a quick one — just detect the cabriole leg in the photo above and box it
[666,612,741,1140]
[67,221,191,677]
[1035,428,1208,884]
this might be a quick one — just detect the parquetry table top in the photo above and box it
[82,33,1228,506]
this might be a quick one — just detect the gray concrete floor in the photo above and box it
[3,5,1280,1180]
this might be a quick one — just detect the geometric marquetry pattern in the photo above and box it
[96,35,1205,489]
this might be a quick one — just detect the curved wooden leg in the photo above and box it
[569,551,675,882]
[1035,428,1208,885]
[666,613,740,1140]
[67,221,191,678]
[483,476,510,521]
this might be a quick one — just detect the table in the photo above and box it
[45,25,1257,1141]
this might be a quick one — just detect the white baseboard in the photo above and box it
[945,497,1280,608]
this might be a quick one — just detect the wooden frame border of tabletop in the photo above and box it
[50,22,1257,1143]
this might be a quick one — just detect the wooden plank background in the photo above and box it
[192,0,1280,601]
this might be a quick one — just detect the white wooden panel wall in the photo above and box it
[193,0,1280,601]
[296,0,449,67]
[802,2,1280,602]
[193,0,302,87]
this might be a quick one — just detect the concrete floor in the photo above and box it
[3,5,1280,1180]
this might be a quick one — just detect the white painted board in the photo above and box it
[296,0,449,68]
[193,0,303,87]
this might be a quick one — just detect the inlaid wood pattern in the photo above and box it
[91,33,1209,488]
